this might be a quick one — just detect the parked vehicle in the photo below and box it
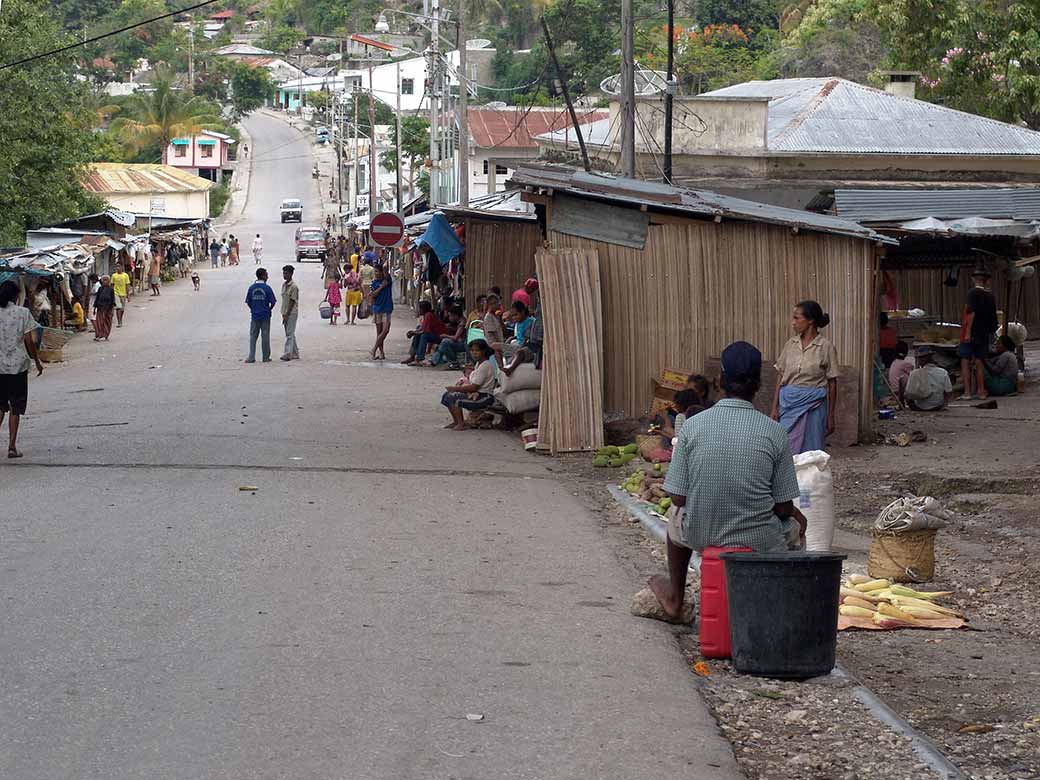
[295,226,327,263]
[315,127,330,144]
[280,198,303,223]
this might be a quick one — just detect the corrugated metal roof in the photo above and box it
[537,117,614,149]
[833,188,1040,222]
[83,164,215,195]
[702,78,1040,156]
[468,107,607,150]
[509,165,896,244]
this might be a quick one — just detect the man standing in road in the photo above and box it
[110,263,132,328]
[0,281,44,459]
[280,265,300,361]
[368,264,393,361]
[252,234,263,265]
[245,268,277,363]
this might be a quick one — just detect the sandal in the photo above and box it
[8,448,23,459]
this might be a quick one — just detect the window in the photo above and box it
[481,160,509,176]
[401,78,414,96]
[174,145,187,158]
[200,144,214,159]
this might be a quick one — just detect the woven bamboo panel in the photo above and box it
[550,220,877,439]
[535,247,605,453]
[463,219,542,308]
[884,265,1040,332]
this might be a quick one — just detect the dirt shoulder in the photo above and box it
[553,353,1040,780]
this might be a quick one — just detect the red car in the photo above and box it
[294,227,327,263]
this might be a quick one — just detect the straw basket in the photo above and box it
[868,528,937,583]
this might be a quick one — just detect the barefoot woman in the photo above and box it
[440,340,497,431]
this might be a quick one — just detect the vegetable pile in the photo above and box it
[837,574,966,631]
[592,443,639,468]
[618,463,672,515]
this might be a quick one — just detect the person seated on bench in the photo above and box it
[440,339,498,431]
[425,306,467,368]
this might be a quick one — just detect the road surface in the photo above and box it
[0,111,740,779]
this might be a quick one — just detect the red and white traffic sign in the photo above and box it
[369,212,405,248]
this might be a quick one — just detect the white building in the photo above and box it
[82,164,215,220]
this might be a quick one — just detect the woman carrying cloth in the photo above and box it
[771,300,839,454]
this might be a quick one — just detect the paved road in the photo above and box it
[0,111,740,779]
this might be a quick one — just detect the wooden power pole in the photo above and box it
[662,0,674,183]
[541,16,590,172]
[457,4,469,207]
[619,0,636,178]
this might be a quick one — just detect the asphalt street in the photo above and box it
[0,111,741,779]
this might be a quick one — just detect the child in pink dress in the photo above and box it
[325,274,342,325]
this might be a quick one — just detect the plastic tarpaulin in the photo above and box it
[416,213,464,267]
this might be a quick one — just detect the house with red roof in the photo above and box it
[466,106,607,197]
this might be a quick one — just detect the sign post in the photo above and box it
[369,211,405,248]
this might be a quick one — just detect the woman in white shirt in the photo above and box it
[440,339,497,431]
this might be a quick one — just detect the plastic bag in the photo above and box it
[793,450,835,552]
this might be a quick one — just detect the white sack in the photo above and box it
[793,450,835,552]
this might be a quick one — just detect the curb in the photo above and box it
[224,120,254,226]
[608,486,966,780]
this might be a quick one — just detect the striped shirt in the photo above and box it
[663,398,800,552]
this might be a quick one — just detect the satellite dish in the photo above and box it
[484,101,507,109]
[600,68,667,96]
[466,38,492,49]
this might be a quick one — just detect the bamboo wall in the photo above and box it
[462,219,543,308]
[883,265,1040,331]
[550,220,878,439]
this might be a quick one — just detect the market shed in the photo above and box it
[509,166,895,441]
[815,188,1040,334]
[440,190,540,307]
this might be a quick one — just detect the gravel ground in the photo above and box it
[553,387,1040,780]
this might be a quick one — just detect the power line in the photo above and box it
[0,0,223,71]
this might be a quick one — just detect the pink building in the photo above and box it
[165,130,235,182]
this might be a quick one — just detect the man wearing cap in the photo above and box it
[904,347,953,411]
[649,341,806,621]
[959,268,998,400]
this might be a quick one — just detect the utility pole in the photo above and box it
[457,2,469,206]
[337,89,345,207]
[428,0,440,206]
[396,60,403,210]
[353,92,360,216]
[662,0,674,183]
[541,16,590,172]
[368,58,378,216]
[187,14,195,91]
[619,0,636,178]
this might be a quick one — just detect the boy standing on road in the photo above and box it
[245,268,277,363]
[252,234,263,265]
[368,264,393,361]
[280,265,300,361]
[110,264,132,328]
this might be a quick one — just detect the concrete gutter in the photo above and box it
[609,485,966,780]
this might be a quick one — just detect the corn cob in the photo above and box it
[889,584,953,600]
[839,605,876,618]
[888,595,962,617]
[878,602,918,622]
[901,606,954,621]
[846,574,872,585]
[842,596,879,611]
[855,579,891,593]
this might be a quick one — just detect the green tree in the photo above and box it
[770,0,883,83]
[0,0,104,245]
[113,74,224,163]
[380,115,431,201]
[870,0,1040,128]
[230,63,275,120]
[695,0,785,33]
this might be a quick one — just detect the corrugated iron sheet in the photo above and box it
[510,165,896,244]
[833,188,1040,222]
[703,79,1040,156]
[83,164,215,195]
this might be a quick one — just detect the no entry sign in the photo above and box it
[369,211,405,248]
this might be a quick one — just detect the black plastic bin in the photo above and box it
[719,551,846,679]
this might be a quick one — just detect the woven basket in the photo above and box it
[868,528,937,583]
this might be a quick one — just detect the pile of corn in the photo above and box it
[838,574,963,628]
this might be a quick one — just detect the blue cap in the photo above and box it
[721,341,762,383]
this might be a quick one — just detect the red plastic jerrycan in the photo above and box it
[699,546,753,659]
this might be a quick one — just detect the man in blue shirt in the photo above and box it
[244,268,277,363]
[367,263,393,360]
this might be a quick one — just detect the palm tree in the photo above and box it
[113,74,223,163]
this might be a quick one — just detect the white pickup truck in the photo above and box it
[279,198,303,223]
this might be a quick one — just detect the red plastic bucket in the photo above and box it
[699,545,752,659]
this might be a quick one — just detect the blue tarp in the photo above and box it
[416,213,464,267]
